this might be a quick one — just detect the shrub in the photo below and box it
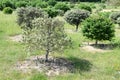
[48,0,57,6]
[44,8,59,18]
[17,7,48,29]
[15,1,28,8]
[3,7,13,14]
[55,2,70,12]
[77,4,92,12]
[1,0,15,9]
[36,2,48,8]
[82,16,115,45]
[64,9,90,31]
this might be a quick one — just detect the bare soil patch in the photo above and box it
[81,42,112,53]
[101,9,120,12]
[15,55,74,76]
[9,35,22,42]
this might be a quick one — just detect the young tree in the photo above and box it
[82,16,115,45]
[24,18,72,62]
[17,7,47,29]
[64,9,90,31]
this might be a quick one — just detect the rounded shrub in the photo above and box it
[44,8,59,18]
[55,2,70,12]
[82,16,115,44]
[77,4,92,12]
[3,7,13,14]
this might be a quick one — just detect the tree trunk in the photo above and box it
[45,50,49,62]
[95,40,98,45]
[76,24,79,32]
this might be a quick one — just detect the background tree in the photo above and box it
[48,0,57,6]
[17,7,47,29]
[82,16,115,45]
[64,9,90,31]
[110,12,120,26]
[55,2,70,13]
[24,18,72,62]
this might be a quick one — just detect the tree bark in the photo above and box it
[76,24,79,32]
[95,40,98,45]
[45,49,49,62]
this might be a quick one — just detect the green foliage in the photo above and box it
[82,16,115,44]
[77,4,92,12]
[48,0,57,6]
[98,12,111,18]
[0,0,15,10]
[24,17,72,61]
[17,7,47,29]
[36,2,48,8]
[101,0,107,3]
[3,7,13,14]
[64,9,90,31]
[0,2,3,10]
[110,12,120,24]
[15,1,28,8]
[55,2,70,12]
[44,8,59,18]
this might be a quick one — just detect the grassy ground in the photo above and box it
[0,10,120,80]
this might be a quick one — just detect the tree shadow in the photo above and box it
[90,43,114,50]
[67,57,92,73]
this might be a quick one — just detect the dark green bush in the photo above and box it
[55,2,70,12]
[3,7,13,14]
[82,16,115,44]
[48,0,57,6]
[44,8,59,18]
[1,0,15,9]
[0,2,3,10]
